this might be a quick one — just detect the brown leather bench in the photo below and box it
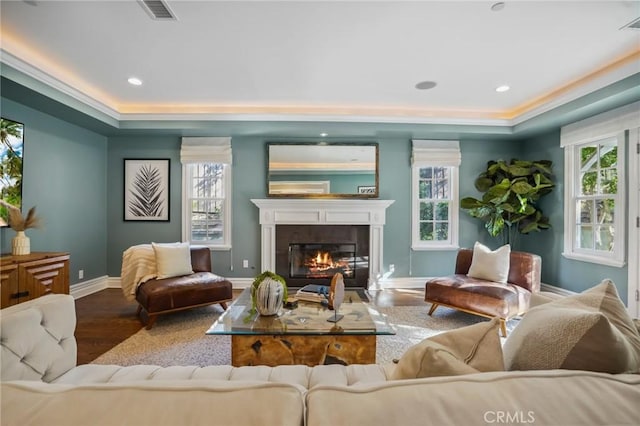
[135,246,233,329]
[425,248,541,337]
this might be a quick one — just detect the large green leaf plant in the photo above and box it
[460,159,554,244]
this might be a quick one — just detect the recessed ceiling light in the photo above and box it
[415,81,437,90]
[320,132,328,137]
[128,77,143,86]
[495,85,510,93]
[491,2,506,12]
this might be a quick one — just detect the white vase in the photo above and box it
[12,231,30,256]
[255,277,285,316]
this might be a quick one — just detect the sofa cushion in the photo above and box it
[306,370,640,426]
[391,317,503,380]
[467,242,510,283]
[0,294,77,382]
[503,279,640,374]
[152,242,194,279]
[2,380,305,426]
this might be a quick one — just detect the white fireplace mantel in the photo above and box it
[251,199,395,286]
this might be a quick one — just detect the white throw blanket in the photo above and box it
[120,244,157,302]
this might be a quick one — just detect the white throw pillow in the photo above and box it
[152,242,194,279]
[466,242,510,283]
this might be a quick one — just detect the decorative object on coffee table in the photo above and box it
[251,271,287,316]
[0,200,42,255]
[328,272,345,322]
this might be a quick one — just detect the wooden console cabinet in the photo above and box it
[1,252,70,308]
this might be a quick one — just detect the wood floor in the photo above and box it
[74,287,426,365]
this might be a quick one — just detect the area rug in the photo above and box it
[91,304,519,367]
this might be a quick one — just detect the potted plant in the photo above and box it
[460,159,554,245]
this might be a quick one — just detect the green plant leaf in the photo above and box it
[499,203,516,213]
[508,165,532,176]
[533,161,553,175]
[486,215,505,237]
[474,177,493,192]
[512,181,533,195]
[460,197,483,209]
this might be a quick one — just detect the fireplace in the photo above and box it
[251,198,395,289]
[276,225,369,288]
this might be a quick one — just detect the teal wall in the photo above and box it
[1,93,631,304]
[520,129,629,303]
[105,134,523,280]
[0,97,108,285]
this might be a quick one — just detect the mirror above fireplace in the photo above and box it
[267,142,378,198]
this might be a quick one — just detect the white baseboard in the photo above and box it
[70,275,109,299]
[540,283,576,296]
[375,276,429,289]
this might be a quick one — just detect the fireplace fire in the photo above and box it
[289,243,355,279]
[275,225,369,288]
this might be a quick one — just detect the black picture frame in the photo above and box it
[123,158,170,221]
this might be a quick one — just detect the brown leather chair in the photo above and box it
[135,246,233,329]
[425,248,541,336]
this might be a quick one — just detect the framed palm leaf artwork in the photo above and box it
[123,159,170,221]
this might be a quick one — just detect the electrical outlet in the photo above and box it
[389,264,395,273]
[243,259,249,268]
[78,269,84,279]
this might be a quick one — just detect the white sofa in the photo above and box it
[1,294,639,426]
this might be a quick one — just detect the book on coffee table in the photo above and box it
[295,284,329,303]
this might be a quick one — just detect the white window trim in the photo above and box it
[411,140,460,251]
[560,102,639,268]
[181,164,232,250]
[180,137,233,250]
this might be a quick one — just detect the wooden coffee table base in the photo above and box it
[231,334,376,366]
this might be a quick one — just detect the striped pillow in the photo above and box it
[503,279,640,374]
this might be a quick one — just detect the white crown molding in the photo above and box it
[512,57,640,126]
[1,49,121,121]
[119,112,513,127]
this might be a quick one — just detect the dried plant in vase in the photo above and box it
[0,200,42,255]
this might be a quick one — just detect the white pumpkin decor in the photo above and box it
[251,271,287,316]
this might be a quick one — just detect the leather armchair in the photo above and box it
[425,248,541,336]
[136,246,233,329]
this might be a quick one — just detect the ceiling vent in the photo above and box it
[621,17,640,30]
[138,0,176,21]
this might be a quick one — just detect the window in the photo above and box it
[411,140,460,250]
[180,137,232,249]
[563,136,625,266]
[561,103,635,267]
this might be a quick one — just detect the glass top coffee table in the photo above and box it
[206,287,395,366]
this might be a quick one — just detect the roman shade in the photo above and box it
[180,137,232,164]
[411,139,461,167]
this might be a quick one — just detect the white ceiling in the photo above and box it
[1,0,639,126]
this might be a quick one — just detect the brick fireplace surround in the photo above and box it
[251,199,394,288]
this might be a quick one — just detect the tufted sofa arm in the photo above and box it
[1,294,77,382]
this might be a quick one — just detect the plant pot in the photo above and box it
[12,231,30,256]
[255,277,285,316]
